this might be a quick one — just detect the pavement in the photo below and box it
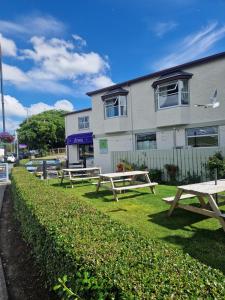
[0,182,10,300]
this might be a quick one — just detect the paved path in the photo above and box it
[0,183,9,300]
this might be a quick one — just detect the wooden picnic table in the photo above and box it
[61,167,101,188]
[96,170,158,201]
[164,180,225,231]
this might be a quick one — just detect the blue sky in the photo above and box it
[1,0,225,131]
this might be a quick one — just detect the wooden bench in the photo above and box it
[92,178,132,185]
[163,194,196,204]
[114,182,158,192]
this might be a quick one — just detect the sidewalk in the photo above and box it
[0,183,9,300]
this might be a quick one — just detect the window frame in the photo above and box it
[155,79,189,110]
[186,126,219,148]
[78,116,90,130]
[104,95,127,119]
[136,132,157,150]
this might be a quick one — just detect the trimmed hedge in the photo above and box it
[12,167,225,299]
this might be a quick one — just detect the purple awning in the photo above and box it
[67,132,93,145]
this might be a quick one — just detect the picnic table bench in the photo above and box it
[96,170,158,201]
[61,167,101,188]
[163,180,225,231]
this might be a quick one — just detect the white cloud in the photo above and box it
[91,75,114,89]
[21,36,109,80]
[0,33,17,56]
[0,15,113,96]
[154,22,225,70]
[0,15,66,37]
[72,34,87,47]
[2,94,73,117]
[152,21,178,38]
[3,63,29,83]
[3,95,27,117]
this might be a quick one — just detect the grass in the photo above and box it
[49,179,225,275]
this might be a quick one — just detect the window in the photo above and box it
[136,133,157,150]
[186,126,218,147]
[78,116,89,130]
[155,79,189,109]
[104,96,127,118]
[79,144,93,159]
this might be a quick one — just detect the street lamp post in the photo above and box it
[0,43,6,132]
[0,42,6,160]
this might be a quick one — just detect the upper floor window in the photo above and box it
[78,116,89,130]
[186,126,218,147]
[104,95,127,118]
[155,79,189,109]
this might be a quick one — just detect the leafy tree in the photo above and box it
[17,110,66,151]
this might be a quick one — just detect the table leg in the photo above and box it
[207,194,225,231]
[60,171,64,185]
[168,188,183,217]
[110,178,118,201]
[145,173,155,194]
[197,196,207,208]
[96,176,102,192]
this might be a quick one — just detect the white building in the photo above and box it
[65,52,225,172]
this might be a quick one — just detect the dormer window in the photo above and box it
[102,88,128,119]
[104,96,127,118]
[152,71,192,110]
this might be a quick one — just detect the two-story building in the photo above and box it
[65,52,225,172]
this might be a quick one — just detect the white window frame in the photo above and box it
[78,116,89,130]
[186,126,219,148]
[156,79,189,110]
[104,95,127,119]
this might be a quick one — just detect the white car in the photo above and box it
[7,154,16,163]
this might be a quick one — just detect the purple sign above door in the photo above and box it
[67,132,93,145]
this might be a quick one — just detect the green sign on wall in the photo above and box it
[99,139,108,154]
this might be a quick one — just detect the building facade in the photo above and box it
[65,52,225,172]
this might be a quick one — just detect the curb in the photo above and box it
[0,183,10,300]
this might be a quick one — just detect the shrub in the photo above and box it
[164,164,179,183]
[149,169,162,183]
[206,152,225,179]
[11,167,225,299]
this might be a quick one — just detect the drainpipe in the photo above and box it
[129,84,135,151]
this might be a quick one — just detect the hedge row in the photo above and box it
[11,167,225,299]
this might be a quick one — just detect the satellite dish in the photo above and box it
[194,89,220,108]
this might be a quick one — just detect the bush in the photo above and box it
[11,167,225,299]
[164,164,179,183]
[206,152,225,179]
[149,169,162,183]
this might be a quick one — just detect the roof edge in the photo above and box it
[87,51,225,96]
[64,107,92,116]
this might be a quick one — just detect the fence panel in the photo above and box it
[111,147,225,182]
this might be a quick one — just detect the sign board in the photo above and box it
[99,139,108,154]
[19,144,27,149]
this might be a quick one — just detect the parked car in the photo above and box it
[25,159,61,172]
[7,154,16,163]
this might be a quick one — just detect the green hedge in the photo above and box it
[11,167,225,299]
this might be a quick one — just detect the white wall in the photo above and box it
[94,134,133,172]
[65,110,93,164]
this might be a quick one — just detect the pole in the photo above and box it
[0,42,6,161]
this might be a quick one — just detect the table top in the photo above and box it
[178,180,225,195]
[99,170,148,178]
[63,167,101,172]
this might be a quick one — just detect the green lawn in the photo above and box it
[49,179,225,274]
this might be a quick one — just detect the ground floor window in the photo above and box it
[78,144,94,160]
[186,126,218,147]
[136,133,157,150]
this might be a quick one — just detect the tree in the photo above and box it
[17,110,66,151]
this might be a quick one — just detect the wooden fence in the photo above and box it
[111,147,225,182]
